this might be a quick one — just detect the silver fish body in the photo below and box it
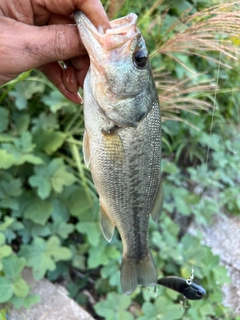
[74,11,163,295]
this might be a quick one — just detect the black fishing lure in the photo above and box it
[158,276,206,300]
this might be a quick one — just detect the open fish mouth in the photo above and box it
[74,11,141,62]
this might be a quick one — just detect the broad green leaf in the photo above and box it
[24,199,52,225]
[1,177,22,197]
[23,294,40,308]
[29,175,52,199]
[51,166,76,193]
[2,255,26,279]
[13,275,30,297]
[0,198,19,210]
[0,277,13,302]
[19,237,55,280]
[56,221,74,239]
[17,132,35,153]
[46,236,72,261]
[1,141,43,166]
[9,81,45,110]
[0,217,15,231]
[0,107,9,133]
[94,292,133,320]
[15,113,30,135]
[33,128,66,154]
[42,91,71,113]
[0,245,12,261]
[76,222,101,246]
[20,236,72,280]
[32,112,59,131]
[0,150,15,169]
[9,294,40,309]
[69,187,93,220]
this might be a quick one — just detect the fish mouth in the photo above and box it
[74,11,140,61]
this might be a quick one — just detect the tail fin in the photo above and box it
[120,253,157,295]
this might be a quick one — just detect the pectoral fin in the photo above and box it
[151,180,164,223]
[83,130,90,167]
[100,202,115,242]
[102,127,124,165]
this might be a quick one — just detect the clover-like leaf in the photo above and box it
[13,275,30,298]
[0,150,15,169]
[0,276,13,303]
[76,222,101,246]
[20,236,72,280]
[24,199,53,225]
[29,175,52,200]
[41,91,71,113]
[33,128,66,154]
[2,255,27,279]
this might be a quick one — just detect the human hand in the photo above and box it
[0,0,110,103]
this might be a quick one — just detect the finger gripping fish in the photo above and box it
[74,11,163,295]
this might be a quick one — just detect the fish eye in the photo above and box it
[133,50,148,68]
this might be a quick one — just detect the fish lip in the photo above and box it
[74,11,140,52]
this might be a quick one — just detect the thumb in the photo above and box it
[0,18,86,75]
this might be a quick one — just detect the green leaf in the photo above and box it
[0,217,15,231]
[13,275,30,297]
[15,113,30,135]
[50,165,76,193]
[42,91,71,113]
[94,292,133,320]
[9,294,40,309]
[32,112,59,131]
[56,221,74,239]
[29,175,52,200]
[46,236,72,262]
[0,246,12,263]
[0,107,9,133]
[1,177,22,197]
[20,236,72,280]
[24,199,52,225]
[0,150,15,169]
[23,294,40,308]
[0,277,13,302]
[33,128,66,154]
[2,255,26,279]
[0,198,19,210]
[69,187,93,220]
[76,222,101,246]
[9,81,45,110]
[29,159,75,198]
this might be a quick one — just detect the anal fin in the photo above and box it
[151,180,164,223]
[100,202,115,242]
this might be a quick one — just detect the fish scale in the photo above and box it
[75,11,163,295]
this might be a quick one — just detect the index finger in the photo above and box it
[38,0,111,30]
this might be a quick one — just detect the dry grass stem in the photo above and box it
[154,73,217,121]
[154,2,240,69]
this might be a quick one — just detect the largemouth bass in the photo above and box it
[74,11,163,295]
